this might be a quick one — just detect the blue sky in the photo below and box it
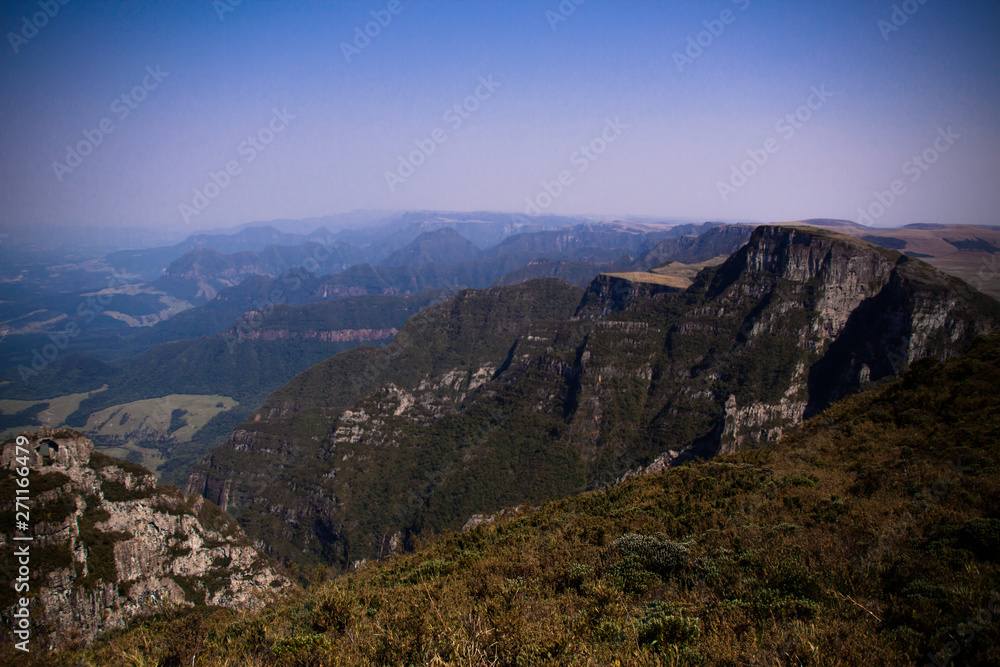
[1,0,998,232]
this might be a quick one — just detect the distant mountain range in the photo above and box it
[0,289,459,486]
[2,215,999,496]
[105,226,338,281]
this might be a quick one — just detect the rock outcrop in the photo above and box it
[0,428,286,649]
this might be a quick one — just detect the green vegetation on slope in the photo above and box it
[202,279,587,566]
[192,230,1000,571]
[40,334,1000,666]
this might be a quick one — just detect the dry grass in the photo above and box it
[601,272,692,289]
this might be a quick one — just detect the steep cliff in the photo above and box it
[0,428,285,649]
[186,280,586,566]
[187,226,1000,569]
[664,226,997,454]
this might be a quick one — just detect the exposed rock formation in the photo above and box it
[0,428,286,649]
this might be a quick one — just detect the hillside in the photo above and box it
[41,333,1000,666]
[784,220,1000,301]
[311,258,526,298]
[145,222,674,307]
[347,212,590,257]
[186,226,1000,569]
[6,219,994,388]
[484,223,668,262]
[494,258,633,289]
[636,224,754,267]
[186,279,585,564]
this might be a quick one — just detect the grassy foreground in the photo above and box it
[21,336,1000,666]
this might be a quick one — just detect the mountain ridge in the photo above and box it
[382,228,484,267]
[186,225,1000,568]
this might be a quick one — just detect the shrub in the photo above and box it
[101,479,152,502]
[272,633,333,664]
[78,507,130,589]
[310,588,353,634]
[637,602,700,647]
[562,562,594,591]
[959,518,1000,560]
[606,533,689,593]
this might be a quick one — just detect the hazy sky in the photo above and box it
[1,0,998,233]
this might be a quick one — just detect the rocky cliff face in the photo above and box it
[0,428,285,649]
[187,226,1000,569]
[575,273,685,318]
[642,226,997,456]
[186,280,586,565]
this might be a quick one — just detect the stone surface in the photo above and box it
[0,428,286,648]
